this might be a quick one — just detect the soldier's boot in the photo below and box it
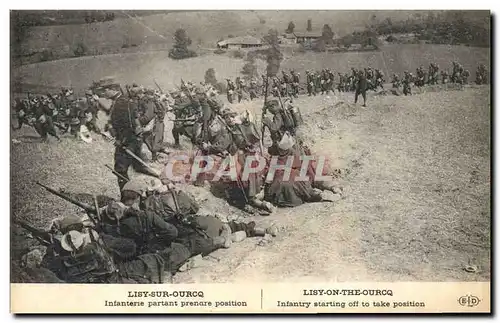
[253,225,278,237]
[171,129,181,148]
[250,197,276,214]
[315,181,343,196]
[213,236,232,249]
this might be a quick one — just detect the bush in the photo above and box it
[214,48,226,55]
[241,59,258,80]
[386,35,397,42]
[73,42,87,57]
[204,68,218,85]
[214,82,227,93]
[39,49,53,62]
[232,50,245,59]
[168,48,197,60]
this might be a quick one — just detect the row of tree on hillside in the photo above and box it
[369,12,490,47]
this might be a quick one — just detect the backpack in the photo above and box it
[59,232,117,283]
[279,106,296,131]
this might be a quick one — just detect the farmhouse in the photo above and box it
[216,36,263,50]
[281,33,298,44]
[293,31,322,46]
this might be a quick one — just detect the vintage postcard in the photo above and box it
[9,9,491,314]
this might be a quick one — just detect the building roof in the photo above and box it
[293,31,322,38]
[217,36,262,46]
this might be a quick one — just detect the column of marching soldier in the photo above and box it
[13,60,488,284]
[12,61,487,142]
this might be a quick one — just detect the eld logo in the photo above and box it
[458,294,481,307]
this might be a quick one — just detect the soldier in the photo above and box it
[261,74,268,96]
[99,179,179,254]
[248,78,259,100]
[365,67,375,90]
[104,81,159,192]
[337,72,344,92]
[391,73,401,89]
[144,178,277,244]
[12,98,30,130]
[33,95,61,141]
[461,70,470,85]
[428,63,438,85]
[350,68,358,92]
[261,99,288,146]
[306,70,315,96]
[235,77,246,103]
[171,90,197,147]
[289,70,299,98]
[374,69,384,90]
[45,223,180,283]
[354,69,368,107]
[441,70,449,84]
[403,71,412,95]
[327,69,335,94]
[83,90,100,133]
[314,71,322,94]
[264,133,340,208]
[226,79,236,103]
[191,85,224,145]
[475,64,488,85]
[281,71,291,97]
[321,69,333,95]
[137,88,168,161]
[416,66,426,87]
[222,109,276,214]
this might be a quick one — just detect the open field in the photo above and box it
[11,67,491,283]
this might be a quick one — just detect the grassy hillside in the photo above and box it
[13,10,452,64]
[12,44,489,96]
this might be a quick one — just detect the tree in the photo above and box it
[241,57,258,81]
[285,21,295,34]
[204,68,217,85]
[307,19,312,32]
[321,24,335,45]
[263,29,283,77]
[169,28,197,60]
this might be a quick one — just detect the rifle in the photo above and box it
[273,76,295,134]
[105,164,129,183]
[180,79,195,101]
[98,131,161,178]
[35,182,98,225]
[153,79,164,94]
[93,195,102,222]
[260,75,269,148]
[12,218,53,246]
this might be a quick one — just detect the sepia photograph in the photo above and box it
[9,8,491,313]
